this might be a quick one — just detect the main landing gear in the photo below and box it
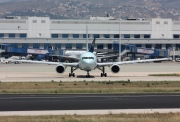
[69,73,75,77]
[69,67,78,77]
[98,67,107,77]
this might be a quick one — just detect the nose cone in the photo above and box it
[85,59,94,64]
[79,52,97,71]
[83,60,94,70]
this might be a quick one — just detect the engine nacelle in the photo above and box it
[111,64,120,74]
[56,65,66,74]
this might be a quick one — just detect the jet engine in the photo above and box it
[56,65,66,74]
[111,64,120,74]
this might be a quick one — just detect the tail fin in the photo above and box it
[89,38,96,53]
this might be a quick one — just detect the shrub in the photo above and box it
[147,83,150,87]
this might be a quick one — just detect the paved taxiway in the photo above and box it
[0,62,180,82]
[0,94,180,111]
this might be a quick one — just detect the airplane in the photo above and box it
[49,38,112,61]
[10,26,170,77]
[10,50,169,77]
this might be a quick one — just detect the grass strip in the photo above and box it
[1,81,180,94]
[0,113,180,122]
[149,73,180,76]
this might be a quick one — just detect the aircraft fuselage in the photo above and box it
[78,52,97,71]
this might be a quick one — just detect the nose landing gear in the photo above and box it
[86,71,91,78]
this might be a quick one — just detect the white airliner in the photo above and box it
[10,26,170,77]
[11,52,169,77]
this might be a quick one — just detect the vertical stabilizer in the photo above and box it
[89,38,96,53]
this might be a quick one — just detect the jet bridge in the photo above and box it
[113,42,169,60]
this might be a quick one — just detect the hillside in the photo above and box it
[0,0,179,20]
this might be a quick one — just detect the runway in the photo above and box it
[1,94,180,111]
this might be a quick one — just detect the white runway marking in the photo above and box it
[0,109,180,116]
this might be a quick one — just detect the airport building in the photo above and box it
[0,16,179,59]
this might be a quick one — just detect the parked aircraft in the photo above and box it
[50,38,112,61]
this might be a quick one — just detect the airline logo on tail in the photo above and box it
[89,38,96,53]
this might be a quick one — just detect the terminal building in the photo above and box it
[0,16,179,60]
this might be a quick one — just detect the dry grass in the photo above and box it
[0,81,180,93]
[0,113,180,122]
[149,73,180,76]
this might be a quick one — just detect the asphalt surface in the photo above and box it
[1,94,180,111]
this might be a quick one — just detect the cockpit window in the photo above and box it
[82,57,94,60]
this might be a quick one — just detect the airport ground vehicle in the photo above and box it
[0,56,25,64]
[175,58,180,62]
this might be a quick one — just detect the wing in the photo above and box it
[97,55,118,59]
[8,59,78,67]
[49,55,79,60]
[97,58,170,67]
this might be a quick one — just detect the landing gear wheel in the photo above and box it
[101,73,107,77]
[69,73,75,77]
[69,67,78,77]
[104,73,107,77]
[99,67,107,77]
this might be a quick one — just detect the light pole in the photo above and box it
[86,24,88,52]
[173,46,175,61]
[119,16,121,61]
